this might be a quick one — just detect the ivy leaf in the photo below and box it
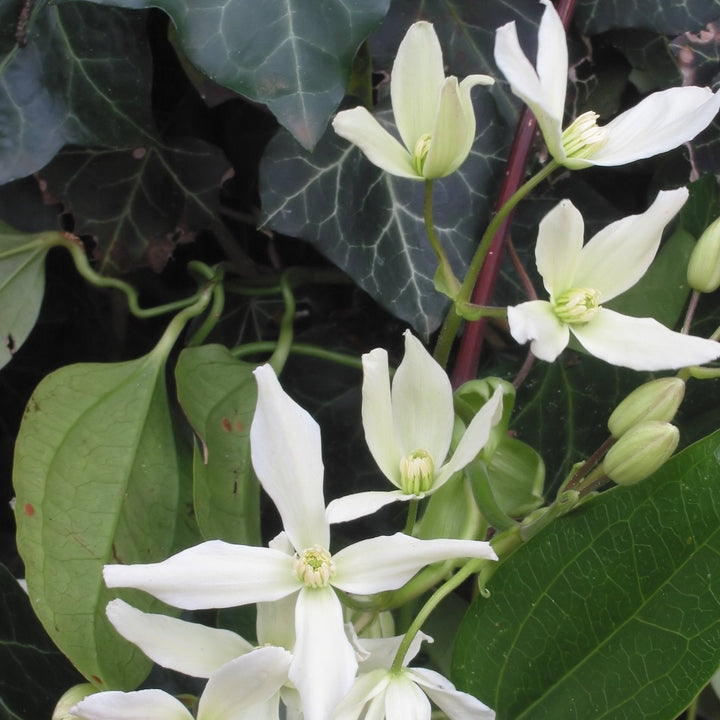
[260,99,507,336]
[0,564,85,719]
[41,138,231,273]
[0,2,154,184]
[175,344,261,546]
[453,428,720,719]
[69,0,391,149]
[13,342,188,689]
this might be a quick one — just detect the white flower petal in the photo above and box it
[355,631,431,672]
[535,0,568,127]
[289,587,358,720]
[392,331,454,463]
[590,86,720,167]
[436,386,504,485]
[197,647,291,720]
[106,599,252,678]
[326,490,411,524]
[332,107,419,179]
[391,21,446,151]
[252,365,330,550]
[573,188,688,301]
[571,308,720,371]
[71,690,192,720]
[408,668,495,719]
[493,14,564,161]
[104,541,298,609]
[535,199,584,297]
[385,675,431,720]
[333,534,496,595]
[507,301,570,362]
[362,347,402,487]
[256,591,297,649]
[331,669,391,720]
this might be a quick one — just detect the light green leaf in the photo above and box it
[454,428,720,719]
[175,344,261,546]
[0,228,60,370]
[0,2,153,183]
[13,348,185,689]
[67,0,390,149]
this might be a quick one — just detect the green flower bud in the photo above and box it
[607,377,685,438]
[688,216,720,293]
[53,684,98,719]
[603,421,679,486]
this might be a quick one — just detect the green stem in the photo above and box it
[390,558,488,673]
[231,342,364,370]
[268,271,296,375]
[403,500,419,535]
[424,180,460,298]
[433,160,560,367]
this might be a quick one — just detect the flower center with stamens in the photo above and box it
[413,133,432,174]
[554,287,601,324]
[562,111,608,160]
[294,546,335,588]
[399,449,435,494]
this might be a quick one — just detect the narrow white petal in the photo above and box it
[571,308,720,370]
[391,22,445,152]
[333,534,496,595]
[573,188,687,301]
[256,591,297,649]
[408,668,495,719]
[197,647,291,720]
[494,17,565,160]
[590,86,720,166]
[331,670,390,720]
[507,301,570,362]
[535,200,584,297]
[355,631,431,672]
[106,599,252,678]
[104,541,299,609]
[71,690,192,720]
[252,365,329,550]
[289,588,358,720]
[535,0,568,124]
[332,107,419,178]
[436,386,504,485]
[326,490,410,524]
[385,675,431,720]
[392,331,454,464]
[362,348,402,487]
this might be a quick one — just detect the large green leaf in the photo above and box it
[0,227,56,369]
[453,429,720,719]
[0,564,84,720]
[0,2,154,184]
[41,139,230,273]
[13,347,185,689]
[260,101,507,336]
[69,0,390,149]
[175,344,260,546]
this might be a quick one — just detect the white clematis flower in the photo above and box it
[508,188,720,370]
[494,0,720,169]
[327,330,504,524]
[332,631,494,720]
[104,364,497,720]
[70,646,293,720]
[332,22,493,179]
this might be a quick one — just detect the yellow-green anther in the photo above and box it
[561,111,608,160]
[413,133,432,174]
[688,216,720,293]
[294,546,335,588]
[607,377,686,438]
[603,421,679,486]
[399,449,435,494]
[553,287,600,324]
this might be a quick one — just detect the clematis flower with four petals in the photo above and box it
[103,363,498,720]
[494,0,720,169]
[507,187,720,370]
[327,330,504,523]
[332,21,493,179]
